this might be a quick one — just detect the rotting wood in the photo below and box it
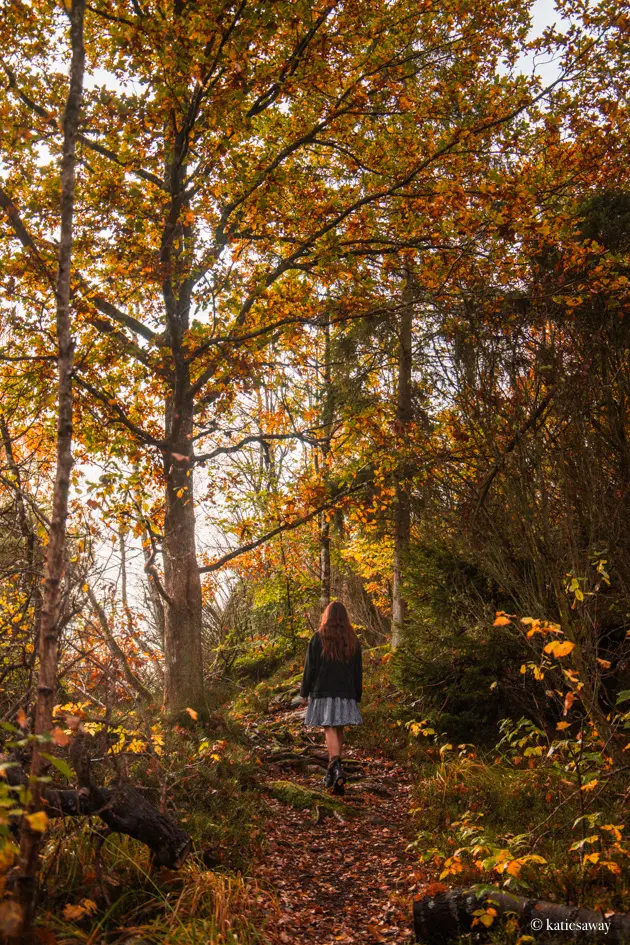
[414,888,630,944]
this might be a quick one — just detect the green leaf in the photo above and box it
[41,753,73,780]
[616,690,630,705]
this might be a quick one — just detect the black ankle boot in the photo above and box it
[331,757,346,795]
[323,758,336,790]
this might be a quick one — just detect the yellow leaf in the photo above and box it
[26,811,48,832]
[210,753,221,761]
[602,860,622,875]
[581,779,598,792]
[544,640,575,658]
[583,852,600,865]
[506,860,522,876]
[557,721,570,730]
[493,615,511,626]
[479,913,495,927]
[185,707,198,720]
[596,658,611,669]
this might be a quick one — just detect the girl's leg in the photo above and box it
[324,726,341,760]
[336,726,345,756]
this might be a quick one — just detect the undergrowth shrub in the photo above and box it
[43,834,277,944]
[233,637,296,681]
[392,541,540,742]
[411,729,630,913]
[393,625,531,743]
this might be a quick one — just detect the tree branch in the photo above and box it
[194,431,317,465]
[86,586,154,702]
[198,481,367,574]
[474,385,558,514]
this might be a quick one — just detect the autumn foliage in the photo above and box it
[1,0,630,941]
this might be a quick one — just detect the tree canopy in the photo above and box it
[1,0,630,940]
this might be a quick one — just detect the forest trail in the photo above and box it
[249,705,421,945]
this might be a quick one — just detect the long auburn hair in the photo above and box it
[318,601,359,662]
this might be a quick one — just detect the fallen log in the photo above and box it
[2,750,191,870]
[414,888,630,943]
[350,778,391,796]
[264,749,363,770]
[44,784,191,868]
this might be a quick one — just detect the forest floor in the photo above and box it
[246,703,422,945]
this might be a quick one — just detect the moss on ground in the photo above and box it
[267,780,348,816]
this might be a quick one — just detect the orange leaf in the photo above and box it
[51,726,71,747]
[0,901,23,936]
[35,928,58,944]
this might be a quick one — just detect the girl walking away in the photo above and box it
[300,601,363,795]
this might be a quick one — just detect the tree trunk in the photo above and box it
[391,271,413,649]
[13,3,85,939]
[414,887,630,944]
[162,391,205,714]
[320,514,331,611]
[319,313,333,613]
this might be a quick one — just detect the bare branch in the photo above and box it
[86,586,154,702]
[194,431,317,465]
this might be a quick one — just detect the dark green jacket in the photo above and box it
[300,632,362,702]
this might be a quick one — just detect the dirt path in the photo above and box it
[250,707,421,945]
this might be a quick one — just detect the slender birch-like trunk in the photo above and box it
[319,315,333,612]
[14,3,85,939]
[391,273,413,649]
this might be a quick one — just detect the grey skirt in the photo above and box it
[304,696,363,728]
